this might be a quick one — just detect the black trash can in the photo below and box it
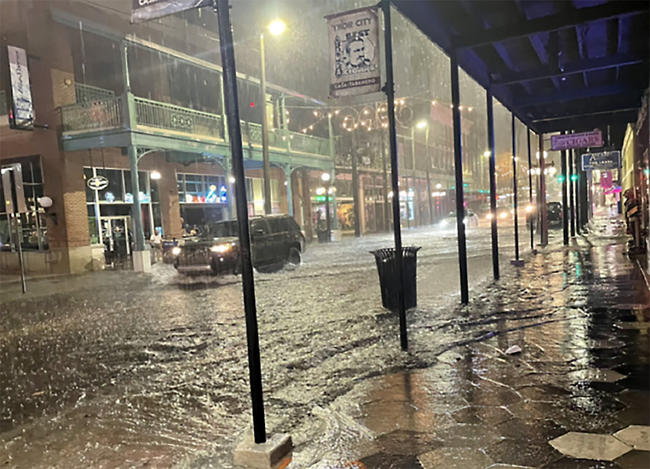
[370,247,421,312]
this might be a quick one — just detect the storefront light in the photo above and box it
[150,170,161,180]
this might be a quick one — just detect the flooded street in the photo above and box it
[1,224,649,468]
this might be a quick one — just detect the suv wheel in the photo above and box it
[286,246,301,269]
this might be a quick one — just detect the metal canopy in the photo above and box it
[394,0,649,134]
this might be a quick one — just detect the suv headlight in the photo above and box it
[171,246,181,256]
[210,243,231,254]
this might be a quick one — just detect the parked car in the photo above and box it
[438,210,479,229]
[172,215,305,275]
[546,202,563,227]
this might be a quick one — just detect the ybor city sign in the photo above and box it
[551,130,603,151]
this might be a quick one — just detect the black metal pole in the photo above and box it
[381,0,407,350]
[215,0,266,444]
[325,177,331,242]
[539,134,548,246]
[487,89,499,280]
[351,131,361,237]
[450,51,469,304]
[561,132,569,246]
[380,131,390,231]
[569,146,576,237]
[575,146,581,235]
[511,114,520,261]
[526,128,534,251]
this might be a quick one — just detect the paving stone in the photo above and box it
[613,450,650,469]
[542,457,619,468]
[614,425,650,451]
[549,432,633,461]
[432,423,503,447]
[486,439,563,467]
[518,385,570,402]
[373,430,443,456]
[568,368,626,383]
[494,418,566,442]
[359,452,422,468]
[615,391,650,426]
[417,446,493,469]
[451,405,513,425]
[485,465,534,469]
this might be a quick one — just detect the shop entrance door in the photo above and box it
[101,216,132,267]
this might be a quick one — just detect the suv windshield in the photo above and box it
[206,221,239,238]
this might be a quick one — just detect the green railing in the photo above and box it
[60,93,332,158]
[290,132,330,156]
[134,96,223,140]
[61,96,122,132]
[75,83,115,103]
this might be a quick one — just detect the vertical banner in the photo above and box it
[7,45,34,130]
[326,7,380,98]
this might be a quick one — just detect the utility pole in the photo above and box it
[259,33,272,215]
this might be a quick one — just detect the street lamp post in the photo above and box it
[415,120,432,224]
[322,172,331,242]
[259,19,286,215]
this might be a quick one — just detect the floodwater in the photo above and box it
[1,222,648,468]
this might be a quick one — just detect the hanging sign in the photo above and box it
[326,7,381,98]
[7,45,34,130]
[551,130,602,151]
[131,0,212,23]
[581,150,621,171]
[87,175,109,191]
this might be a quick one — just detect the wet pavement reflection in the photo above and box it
[1,223,648,468]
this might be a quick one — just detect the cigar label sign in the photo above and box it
[326,7,381,98]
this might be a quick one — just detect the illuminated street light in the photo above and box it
[483,150,491,158]
[416,120,428,129]
[267,19,286,36]
[321,172,330,182]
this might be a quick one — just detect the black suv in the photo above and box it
[546,202,563,228]
[173,215,305,275]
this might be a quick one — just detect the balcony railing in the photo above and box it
[61,96,122,133]
[60,92,332,158]
[75,83,115,103]
[134,96,223,140]
[291,132,331,156]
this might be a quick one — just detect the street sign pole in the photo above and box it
[526,128,535,251]
[450,50,469,304]
[561,131,569,246]
[487,89,499,279]
[511,114,520,262]
[13,214,26,294]
[215,0,266,443]
[569,147,576,237]
[381,0,408,350]
[539,134,548,246]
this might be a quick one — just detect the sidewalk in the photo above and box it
[282,225,650,468]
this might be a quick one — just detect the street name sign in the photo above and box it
[551,130,603,151]
[131,0,212,23]
[326,7,381,98]
[581,150,621,171]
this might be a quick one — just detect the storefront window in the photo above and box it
[96,168,124,203]
[0,156,47,251]
[177,172,227,204]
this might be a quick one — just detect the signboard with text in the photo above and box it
[326,7,381,98]
[131,0,212,23]
[551,130,603,151]
[7,45,34,130]
[581,150,621,171]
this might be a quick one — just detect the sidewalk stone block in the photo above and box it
[549,432,632,461]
